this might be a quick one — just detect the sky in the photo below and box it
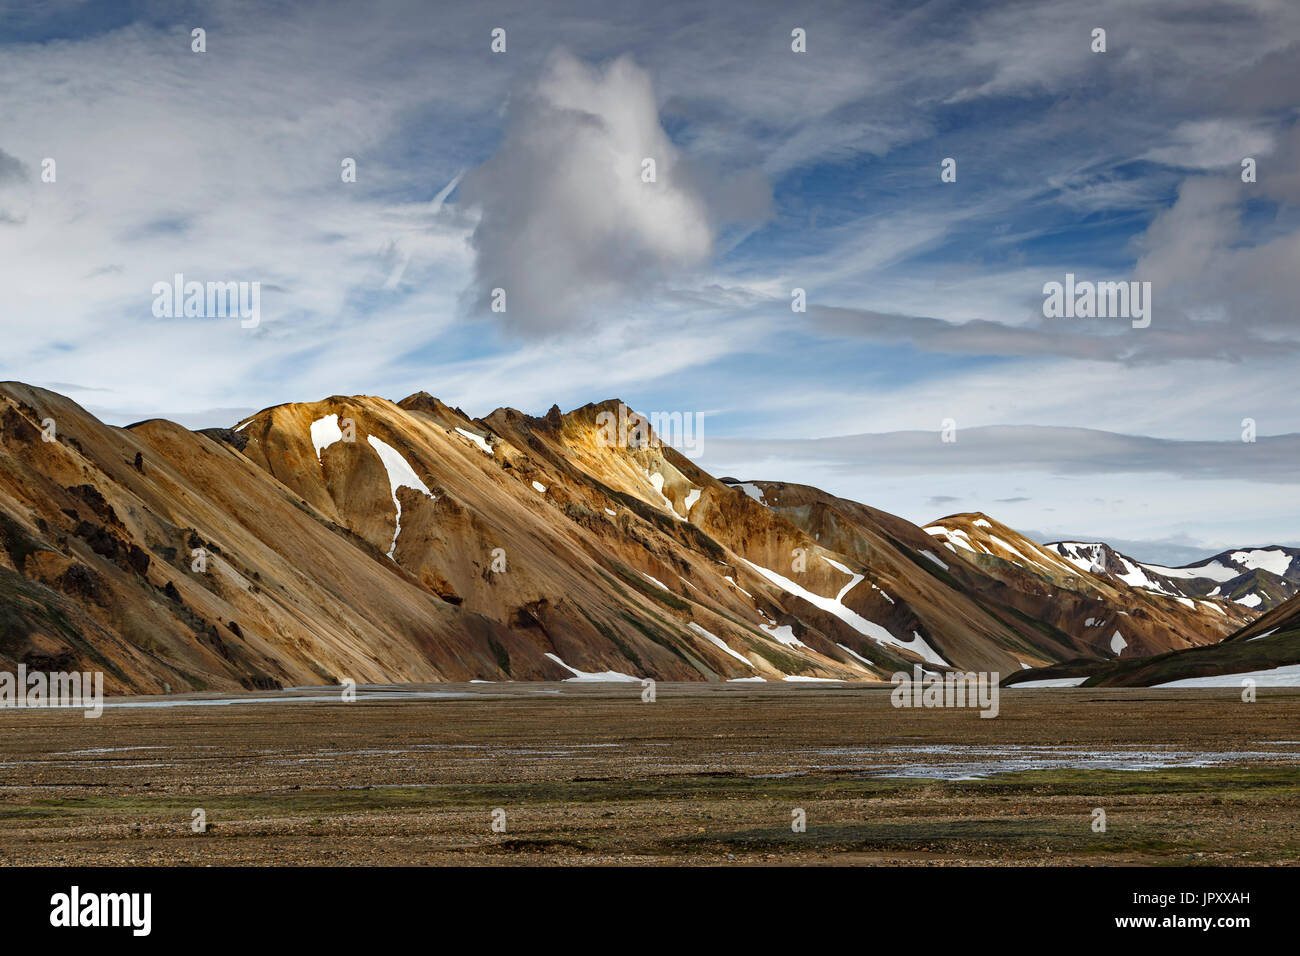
[0,0,1297,564]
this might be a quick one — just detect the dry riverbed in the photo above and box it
[1,683,1297,865]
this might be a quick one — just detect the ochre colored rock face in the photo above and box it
[0,384,1256,693]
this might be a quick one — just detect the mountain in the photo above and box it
[1003,592,1300,688]
[0,383,1254,693]
[1046,541,1299,613]
[917,513,1249,659]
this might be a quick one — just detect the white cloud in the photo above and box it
[459,50,725,334]
[1142,119,1276,171]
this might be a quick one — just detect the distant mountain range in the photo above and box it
[0,382,1283,693]
[1044,541,1298,613]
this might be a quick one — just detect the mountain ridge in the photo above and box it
[0,382,1259,693]
[1044,540,1298,614]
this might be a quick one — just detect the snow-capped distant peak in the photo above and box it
[1045,540,1298,615]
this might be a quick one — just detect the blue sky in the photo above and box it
[1,0,1298,562]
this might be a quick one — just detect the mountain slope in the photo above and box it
[0,386,1253,692]
[1003,593,1300,688]
[919,513,1250,659]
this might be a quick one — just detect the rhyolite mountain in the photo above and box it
[0,382,1258,694]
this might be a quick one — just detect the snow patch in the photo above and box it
[1015,677,1088,688]
[836,643,877,670]
[688,623,753,668]
[543,652,639,682]
[742,558,948,666]
[928,526,976,553]
[761,623,806,649]
[366,435,433,558]
[1139,559,1238,583]
[1156,663,1300,688]
[1229,549,1293,577]
[310,415,344,461]
[822,556,864,602]
[782,675,843,683]
[989,535,1035,566]
[724,575,753,598]
[454,427,493,455]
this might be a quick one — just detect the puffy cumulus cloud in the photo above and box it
[460,50,765,335]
